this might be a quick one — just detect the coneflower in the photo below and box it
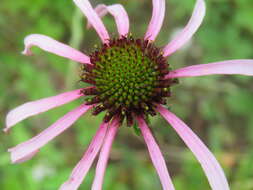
[5,0,253,189]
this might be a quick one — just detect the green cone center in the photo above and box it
[81,37,175,125]
[92,44,158,108]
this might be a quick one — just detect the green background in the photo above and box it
[1,0,253,189]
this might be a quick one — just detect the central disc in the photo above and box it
[81,36,176,125]
[95,41,158,107]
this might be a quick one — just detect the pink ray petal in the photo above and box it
[136,116,175,190]
[4,89,83,132]
[87,4,129,37]
[87,4,108,29]
[22,34,90,64]
[73,0,109,43]
[163,0,206,57]
[166,59,253,79]
[13,150,40,164]
[8,104,92,164]
[144,0,165,41]
[59,122,109,190]
[91,118,120,190]
[156,104,230,190]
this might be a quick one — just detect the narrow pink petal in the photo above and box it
[156,104,230,190]
[106,4,130,37]
[91,118,120,190]
[163,0,206,57]
[136,116,175,190]
[88,4,129,37]
[166,59,253,79]
[13,150,40,164]
[60,122,109,190]
[144,0,165,42]
[87,4,107,29]
[73,0,109,43]
[4,89,83,132]
[22,34,90,64]
[144,0,165,41]
[8,104,92,164]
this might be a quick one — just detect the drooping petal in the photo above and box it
[22,34,90,64]
[91,118,120,190]
[88,4,129,37]
[144,0,165,41]
[60,122,109,190]
[73,0,109,43]
[156,104,230,190]
[4,89,83,132]
[166,59,253,79]
[8,104,92,164]
[163,0,206,57]
[136,116,175,190]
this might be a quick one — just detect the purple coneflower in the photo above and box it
[5,0,253,189]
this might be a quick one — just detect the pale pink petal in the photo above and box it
[156,104,230,190]
[87,4,107,29]
[60,122,109,190]
[136,116,175,190]
[166,59,253,79]
[4,89,83,132]
[22,34,90,64]
[145,0,165,41]
[163,0,206,57]
[88,4,129,37]
[105,4,130,37]
[73,0,109,43]
[13,150,40,164]
[91,118,120,190]
[8,104,92,164]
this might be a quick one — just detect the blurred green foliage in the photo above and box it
[1,0,253,189]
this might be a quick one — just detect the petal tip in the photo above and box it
[5,111,16,130]
[21,48,32,56]
[9,149,40,164]
[3,127,9,133]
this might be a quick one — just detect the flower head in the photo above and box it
[5,0,253,189]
